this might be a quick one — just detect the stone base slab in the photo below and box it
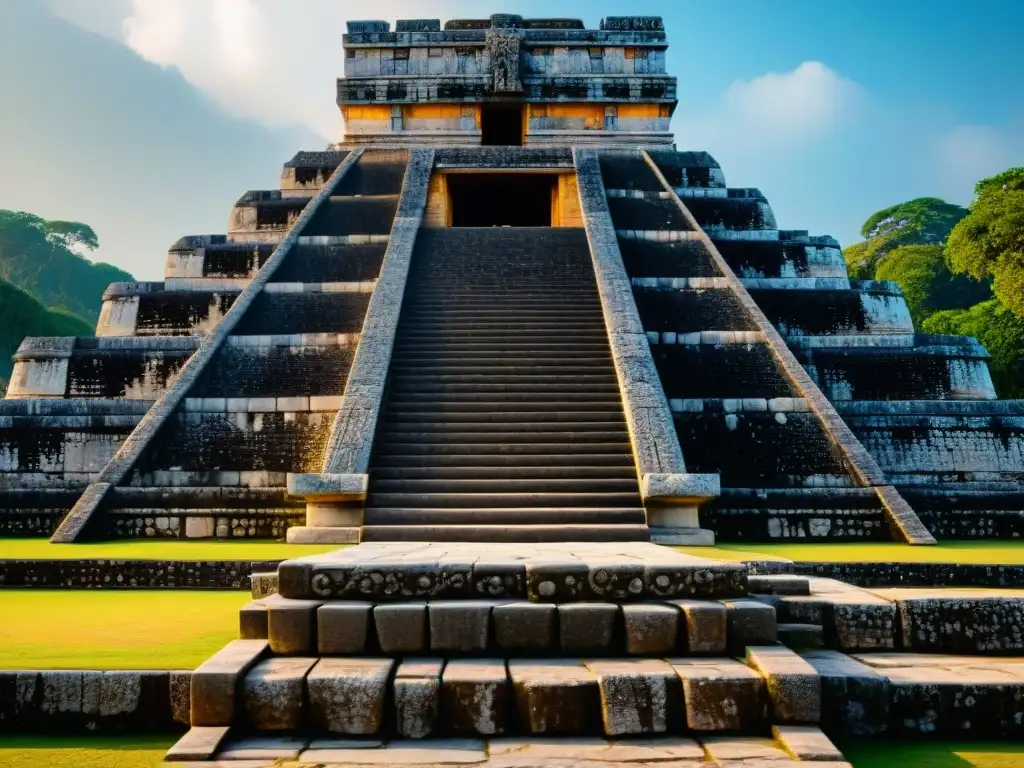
[649,526,716,546]
[286,527,362,544]
[277,541,746,601]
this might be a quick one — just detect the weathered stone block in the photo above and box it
[473,559,526,599]
[239,600,269,640]
[526,559,590,601]
[584,658,683,736]
[801,651,888,737]
[622,603,679,655]
[670,658,767,732]
[190,639,268,726]
[746,645,821,723]
[887,591,1024,655]
[318,602,373,655]
[306,658,394,735]
[493,602,557,654]
[169,671,192,728]
[670,599,726,654]
[778,623,824,650]
[267,598,321,655]
[773,724,846,761]
[429,600,497,652]
[250,571,279,599]
[394,659,444,739]
[374,602,428,653]
[243,657,317,730]
[559,603,619,654]
[508,660,601,735]
[748,574,810,596]
[722,599,777,654]
[441,660,510,736]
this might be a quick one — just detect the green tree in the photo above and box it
[0,209,131,321]
[946,167,1024,317]
[844,197,968,279]
[923,300,1024,398]
[875,244,991,324]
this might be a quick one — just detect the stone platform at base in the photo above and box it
[275,542,748,601]
[168,731,851,766]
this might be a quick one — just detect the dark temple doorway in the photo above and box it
[447,173,555,227]
[481,104,524,146]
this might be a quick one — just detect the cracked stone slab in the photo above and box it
[488,736,704,763]
[298,738,485,765]
[442,660,510,737]
[242,657,316,731]
[394,659,444,739]
[166,726,231,762]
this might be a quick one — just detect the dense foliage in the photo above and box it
[923,300,1024,398]
[0,210,131,321]
[844,197,968,279]
[946,167,1024,317]
[874,244,990,324]
[0,276,93,387]
[845,170,1024,398]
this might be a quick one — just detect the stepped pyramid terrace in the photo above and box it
[3,12,1024,768]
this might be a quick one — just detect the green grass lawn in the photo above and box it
[0,538,339,561]
[678,540,1024,565]
[0,591,249,669]
[841,741,1024,767]
[0,736,172,768]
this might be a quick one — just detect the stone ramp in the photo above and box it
[363,228,647,542]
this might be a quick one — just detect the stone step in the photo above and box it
[364,492,642,508]
[386,382,621,394]
[360,524,651,542]
[363,507,648,525]
[382,411,626,424]
[375,442,634,456]
[385,398,625,410]
[372,453,636,468]
[371,466,638,480]
[388,366,616,377]
[376,430,630,444]
[368,478,639,493]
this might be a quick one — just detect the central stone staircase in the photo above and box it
[361,228,647,542]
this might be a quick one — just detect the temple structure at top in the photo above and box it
[338,15,675,146]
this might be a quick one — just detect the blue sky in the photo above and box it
[1,0,1022,277]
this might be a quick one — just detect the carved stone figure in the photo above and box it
[485,28,523,93]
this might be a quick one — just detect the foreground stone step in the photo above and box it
[360,523,652,542]
[172,733,852,765]
[362,508,649,526]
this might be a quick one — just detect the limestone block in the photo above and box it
[374,602,428,653]
[239,601,269,640]
[773,724,846,761]
[306,658,394,735]
[508,660,601,735]
[670,658,767,732]
[493,602,557,654]
[622,603,679,655]
[185,516,215,539]
[671,599,727,654]
[165,726,231,762]
[267,598,321,655]
[584,658,683,736]
[190,639,268,726]
[243,657,317,730]
[169,671,192,727]
[441,659,510,736]
[801,650,889,736]
[97,671,143,718]
[429,600,497,652]
[883,590,1024,654]
[745,645,821,723]
[559,603,619,654]
[722,599,778,654]
[394,659,444,739]
[250,572,279,599]
[40,671,83,721]
[318,602,373,655]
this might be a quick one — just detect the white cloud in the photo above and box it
[117,0,476,141]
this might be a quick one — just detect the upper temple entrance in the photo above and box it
[337,14,676,147]
[481,104,525,146]
[426,169,583,228]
